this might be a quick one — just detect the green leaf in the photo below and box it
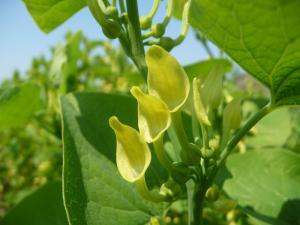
[0,82,45,129]
[183,59,232,79]
[61,92,163,225]
[0,182,67,225]
[189,0,300,106]
[223,149,300,225]
[23,0,87,33]
[245,108,291,149]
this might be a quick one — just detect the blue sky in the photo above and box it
[0,0,212,81]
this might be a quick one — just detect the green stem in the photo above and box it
[126,0,147,80]
[148,0,160,19]
[193,187,205,225]
[153,134,174,173]
[118,0,126,13]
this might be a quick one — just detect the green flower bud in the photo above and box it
[104,6,118,18]
[223,99,242,132]
[151,23,165,37]
[101,20,122,39]
[205,185,220,202]
[209,135,220,151]
[160,180,182,199]
[193,78,211,126]
[109,116,151,183]
[146,45,190,112]
[158,37,176,51]
[202,65,224,111]
[130,86,171,143]
[139,16,152,30]
[201,148,214,158]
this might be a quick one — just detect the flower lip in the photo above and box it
[130,86,171,143]
[146,45,190,112]
[109,116,151,183]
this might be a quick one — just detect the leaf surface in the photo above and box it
[61,92,163,225]
[0,182,67,225]
[0,82,45,129]
[223,149,300,225]
[188,0,300,106]
[23,0,86,33]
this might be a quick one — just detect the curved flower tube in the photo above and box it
[130,86,171,143]
[109,116,151,183]
[146,45,190,112]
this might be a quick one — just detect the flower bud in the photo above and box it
[109,116,151,183]
[101,20,122,39]
[139,16,152,30]
[193,78,211,126]
[151,23,165,37]
[158,37,176,52]
[222,99,242,144]
[202,65,224,110]
[146,45,190,112]
[104,6,118,18]
[130,86,171,143]
[205,185,220,202]
[223,99,242,132]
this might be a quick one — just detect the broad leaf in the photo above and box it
[183,59,232,79]
[23,0,87,33]
[61,93,163,225]
[245,108,291,148]
[0,182,67,225]
[0,82,45,129]
[223,149,300,225]
[188,0,300,106]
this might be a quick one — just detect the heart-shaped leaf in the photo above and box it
[187,0,300,106]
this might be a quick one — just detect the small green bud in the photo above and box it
[201,148,214,158]
[151,23,165,37]
[158,37,175,51]
[102,20,122,39]
[104,6,118,18]
[223,99,242,132]
[140,16,152,30]
[160,180,182,199]
[209,135,220,151]
[205,185,220,202]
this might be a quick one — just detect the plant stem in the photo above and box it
[193,187,205,225]
[126,0,147,80]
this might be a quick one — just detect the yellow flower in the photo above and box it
[131,86,171,143]
[109,116,151,183]
[146,45,190,112]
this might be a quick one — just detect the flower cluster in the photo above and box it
[109,45,242,202]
